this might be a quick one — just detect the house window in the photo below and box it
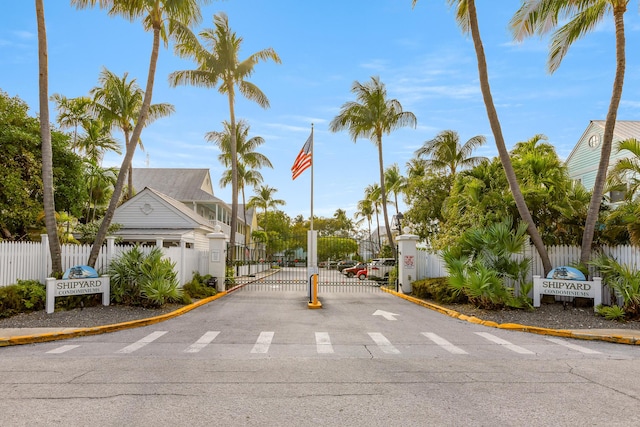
[588,134,601,149]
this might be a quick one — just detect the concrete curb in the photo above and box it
[381,287,640,346]
[0,291,228,347]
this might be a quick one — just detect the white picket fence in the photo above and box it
[416,244,640,305]
[0,235,209,287]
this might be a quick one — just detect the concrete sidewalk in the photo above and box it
[1,289,639,346]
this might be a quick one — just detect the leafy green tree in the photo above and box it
[72,0,209,267]
[404,171,453,246]
[414,129,487,178]
[169,12,281,260]
[329,76,417,257]
[608,138,640,201]
[74,117,121,165]
[50,94,92,146]
[317,237,358,262]
[414,0,552,274]
[511,0,629,266]
[247,185,285,236]
[0,91,85,241]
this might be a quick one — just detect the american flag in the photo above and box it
[291,131,312,180]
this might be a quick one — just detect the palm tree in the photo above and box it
[247,185,285,236]
[36,0,62,275]
[414,130,487,178]
[413,0,552,275]
[364,183,385,255]
[169,12,281,261]
[72,0,209,267]
[75,118,121,165]
[91,68,174,198]
[329,76,417,256]
[355,197,375,256]
[50,94,92,146]
[384,163,407,216]
[510,0,629,266]
[207,119,273,243]
[608,138,640,201]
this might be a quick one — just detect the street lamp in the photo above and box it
[394,212,403,292]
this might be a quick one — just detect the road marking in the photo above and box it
[545,337,601,354]
[368,332,400,354]
[421,332,468,355]
[116,331,167,354]
[373,310,399,320]
[315,332,334,354]
[475,332,535,354]
[251,331,274,353]
[46,345,80,354]
[184,331,220,353]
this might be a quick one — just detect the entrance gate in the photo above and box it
[227,234,384,293]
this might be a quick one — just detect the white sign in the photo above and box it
[46,276,110,314]
[532,275,602,311]
[403,255,415,269]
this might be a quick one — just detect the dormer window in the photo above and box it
[588,134,601,149]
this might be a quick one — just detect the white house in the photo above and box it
[565,120,640,202]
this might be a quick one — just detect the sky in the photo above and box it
[3,1,640,224]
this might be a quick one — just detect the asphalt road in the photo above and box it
[2,289,639,426]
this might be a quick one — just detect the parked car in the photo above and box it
[356,269,368,280]
[366,258,396,280]
[337,260,358,272]
[342,262,367,278]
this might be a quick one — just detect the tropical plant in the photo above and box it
[511,0,630,266]
[75,118,121,165]
[91,68,174,197]
[72,0,210,268]
[36,0,62,275]
[414,129,487,178]
[442,216,532,309]
[596,304,626,321]
[384,163,407,216]
[414,0,552,275]
[169,12,281,261]
[247,185,285,236]
[139,249,183,306]
[607,138,640,201]
[330,76,416,257]
[50,94,92,146]
[589,252,640,319]
[207,119,273,242]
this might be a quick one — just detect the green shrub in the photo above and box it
[596,304,627,321]
[0,280,46,318]
[411,277,467,304]
[106,246,185,307]
[183,272,217,299]
[589,253,640,319]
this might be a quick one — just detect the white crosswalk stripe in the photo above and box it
[46,345,80,354]
[545,337,601,354]
[251,331,274,354]
[475,332,535,354]
[315,332,334,354]
[184,331,220,353]
[368,332,400,354]
[116,331,167,354]
[422,332,468,354]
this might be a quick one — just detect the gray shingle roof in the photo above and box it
[131,168,217,201]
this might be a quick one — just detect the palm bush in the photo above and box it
[589,253,640,320]
[442,217,532,310]
[107,246,183,307]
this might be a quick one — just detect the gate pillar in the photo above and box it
[396,233,419,294]
[207,225,227,293]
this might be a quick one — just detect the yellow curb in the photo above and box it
[0,291,228,347]
[381,287,640,346]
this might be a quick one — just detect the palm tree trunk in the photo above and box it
[36,0,62,275]
[228,83,238,264]
[580,8,626,266]
[88,26,160,267]
[378,136,395,257]
[467,0,552,274]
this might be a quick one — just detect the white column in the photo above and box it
[207,225,228,292]
[396,233,419,294]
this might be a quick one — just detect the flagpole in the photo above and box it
[310,123,314,231]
